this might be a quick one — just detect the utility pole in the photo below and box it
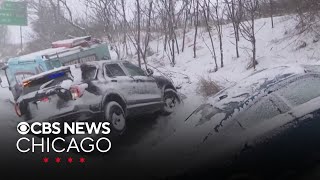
[20,26,23,51]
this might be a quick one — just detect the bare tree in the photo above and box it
[225,0,243,58]
[58,0,87,34]
[194,0,199,58]
[142,0,154,69]
[120,0,129,55]
[182,0,190,52]
[173,2,180,56]
[211,0,224,68]
[27,0,87,52]
[270,0,274,28]
[239,0,260,70]
[85,0,121,59]
[158,0,178,65]
[292,0,320,36]
[158,2,168,52]
[136,0,142,67]
[168,0,176,65]
[201,0,218,71]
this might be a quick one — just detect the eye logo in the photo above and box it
[17,122,30,135]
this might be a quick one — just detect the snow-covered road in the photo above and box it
[0,74,19,146]
[0,75,33,166]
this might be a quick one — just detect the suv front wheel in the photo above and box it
[162,89,180,116]
[104,101,126,136]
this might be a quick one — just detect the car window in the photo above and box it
[81,65,97,81]
[105,64,126,77]
[237,97,282,128]
[105,67,113,77]
[123,62,146,76]
[46,60,62,69]
[276,76,320,106]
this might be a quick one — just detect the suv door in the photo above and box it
[104,63,138,107]
[121,62,162,104]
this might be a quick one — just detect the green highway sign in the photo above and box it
[0,1,27,26]
[1,1,27,10]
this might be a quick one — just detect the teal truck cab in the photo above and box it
[0,36,110,101]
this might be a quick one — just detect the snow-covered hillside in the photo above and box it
[111,15,320,148]
[108,15,320,176]
[120,15,320,99]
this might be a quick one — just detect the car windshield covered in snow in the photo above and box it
[275,76,320,106]
[195,66,319,129]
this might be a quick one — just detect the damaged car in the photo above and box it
[7,60,180,135]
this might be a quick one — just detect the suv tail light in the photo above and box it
[14,103,22,117]
[40,97,49,102]
[70,85,84,100]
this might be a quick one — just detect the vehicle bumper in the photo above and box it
[28,104,103,124]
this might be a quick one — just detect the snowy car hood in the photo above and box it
[196,65,306,127]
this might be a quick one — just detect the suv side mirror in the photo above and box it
[146,68,154,76]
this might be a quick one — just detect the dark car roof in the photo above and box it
[195,65,317,128]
